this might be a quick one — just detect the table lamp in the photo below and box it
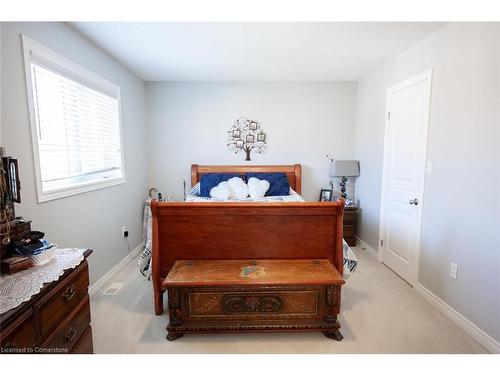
[329,160,360,200]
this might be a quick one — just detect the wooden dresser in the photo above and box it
[163,259,345,341]
[343,206,358,247]
[0,250,93,354]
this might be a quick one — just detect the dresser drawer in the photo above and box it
[343,210,357,225]
[70,325,93,354]
[343,224,355,238]
[0,309,36,353]
[184,286,322,321]
[36,262,89,340]
[44,295,91,353]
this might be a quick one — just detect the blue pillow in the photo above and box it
[245,173,290,196]
[199,173,240,197]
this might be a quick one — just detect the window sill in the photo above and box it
[37,175,126,203]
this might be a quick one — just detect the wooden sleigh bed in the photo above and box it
[151,164,346,340]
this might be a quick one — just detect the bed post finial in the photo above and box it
[294,164,302,195]
[191,164,199,188]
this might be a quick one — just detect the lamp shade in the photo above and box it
[329,160,360,177]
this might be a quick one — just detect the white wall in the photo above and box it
[146,82,358,202]
[1,22,148,284]
[354,23,500,342]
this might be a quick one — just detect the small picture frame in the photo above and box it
[249,121,258,130]
[319,189,333,202]
[257,133,266,142]
[246,134,255,143]
[232,129,241,138]
[236,140,244,148]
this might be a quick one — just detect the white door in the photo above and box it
[379,69,432,286]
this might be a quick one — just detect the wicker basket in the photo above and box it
[30,246,57,266]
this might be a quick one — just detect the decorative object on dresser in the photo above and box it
[1,153,21,206]
[0,219,32,261]
[1,149,22,252]
[163,259,345,341]
[0,256,31,275]
[343,206,358,247]
[0,249,93,354]
[329,159,360,202]
[1,150,57,270]
[1,149,28,265]
[227,118,267,161]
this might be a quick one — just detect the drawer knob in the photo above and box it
[62,284,77,302]
[63,324,78,343]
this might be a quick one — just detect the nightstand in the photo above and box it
[343,206,358,247]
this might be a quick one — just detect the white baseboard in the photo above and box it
[354,236,379,259]
[89,242,144,297]
[415,283,500,353]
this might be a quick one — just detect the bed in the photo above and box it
[151,164,346,316]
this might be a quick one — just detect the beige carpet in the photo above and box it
[90,247,487,353]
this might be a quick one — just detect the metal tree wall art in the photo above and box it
[227,118,267,161]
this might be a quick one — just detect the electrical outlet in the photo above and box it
[449,262,458,279]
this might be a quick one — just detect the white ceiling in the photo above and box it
[70,22,445,81]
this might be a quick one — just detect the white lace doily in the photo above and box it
[0,248,87,315]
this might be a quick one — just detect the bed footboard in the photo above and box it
[151,201,345,315]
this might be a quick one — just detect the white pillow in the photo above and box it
[209,181,231,200]
[248,177,270,199]
[227,177,249,200]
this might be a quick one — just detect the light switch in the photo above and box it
[449,262,458,280]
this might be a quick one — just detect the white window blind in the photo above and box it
[23,36,125,202]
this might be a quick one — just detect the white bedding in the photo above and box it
[185,182,305,203]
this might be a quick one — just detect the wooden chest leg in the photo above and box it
[166,287,184,341]
[324,285,343,340]
[166,332,184,342]
[325,285,340,321]
[323,331,343,341]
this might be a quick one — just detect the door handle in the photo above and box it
[409,198,419,205]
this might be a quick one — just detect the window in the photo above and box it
[23,36,125,202]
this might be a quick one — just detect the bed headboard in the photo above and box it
[191,164,302,194]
